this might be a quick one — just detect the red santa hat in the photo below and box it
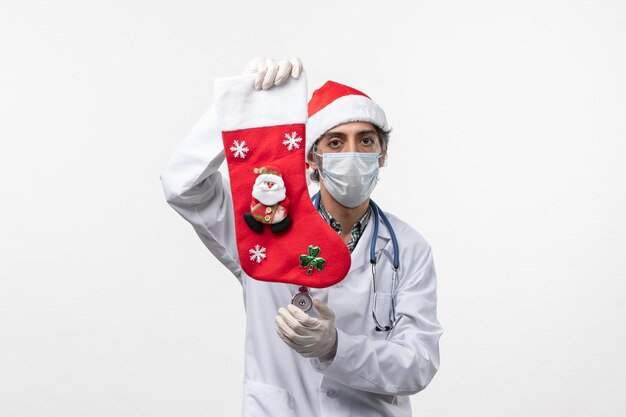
[305,80,389,155]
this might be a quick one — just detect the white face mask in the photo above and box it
[316,152,381,208]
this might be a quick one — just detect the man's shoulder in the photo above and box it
[381,210,432,251]
[380,211,435,279]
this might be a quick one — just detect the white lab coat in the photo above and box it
[160,82,444,417]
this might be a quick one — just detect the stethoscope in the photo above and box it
[292,191,400,332]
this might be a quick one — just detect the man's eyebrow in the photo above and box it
[356,129,377,136]
[320,131,347,139]
[321,129,378,139]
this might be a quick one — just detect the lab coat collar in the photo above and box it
[347,207,392,275]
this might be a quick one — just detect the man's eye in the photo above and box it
[361,137,374,145]
[329,139,342,147]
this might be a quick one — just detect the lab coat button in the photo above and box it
[265,207,272,213]
[264,215,271,222]
[327,390,337,398]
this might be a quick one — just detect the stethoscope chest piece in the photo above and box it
[291,286,313,312]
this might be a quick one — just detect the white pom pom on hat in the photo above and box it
[305,80,389,155]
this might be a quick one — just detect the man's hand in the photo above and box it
[243,57,303,90]
[275,298,338,362]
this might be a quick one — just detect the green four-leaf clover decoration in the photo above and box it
[299,245,326,275]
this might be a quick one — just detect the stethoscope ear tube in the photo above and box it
[368,200,400,332]
[369,202,381,264]
[371,248,399,331]
[369,200,400,269]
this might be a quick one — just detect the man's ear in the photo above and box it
[307,152,319,170]
[379,150,388,167]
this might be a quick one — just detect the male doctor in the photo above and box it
[160,57,443,417]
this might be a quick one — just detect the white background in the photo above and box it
[1,1,625,416]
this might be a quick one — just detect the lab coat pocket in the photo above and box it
[243,379,295,417]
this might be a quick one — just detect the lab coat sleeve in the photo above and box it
[159,102,242,280]
[309,246,443,396]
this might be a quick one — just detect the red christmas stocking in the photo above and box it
[214,72,351,289]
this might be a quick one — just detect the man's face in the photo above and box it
[308,121,385,172]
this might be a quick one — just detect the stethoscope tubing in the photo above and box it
[311,191,400,268]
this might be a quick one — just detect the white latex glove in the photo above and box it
[275,299,338,362]
[243,57,303,90]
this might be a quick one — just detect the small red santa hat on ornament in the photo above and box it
[253,165,284,185]
[305,80,389,155]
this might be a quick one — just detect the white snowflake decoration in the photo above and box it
[282,131,302,151]
[230,140,249,159]
[249,244,267,264]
